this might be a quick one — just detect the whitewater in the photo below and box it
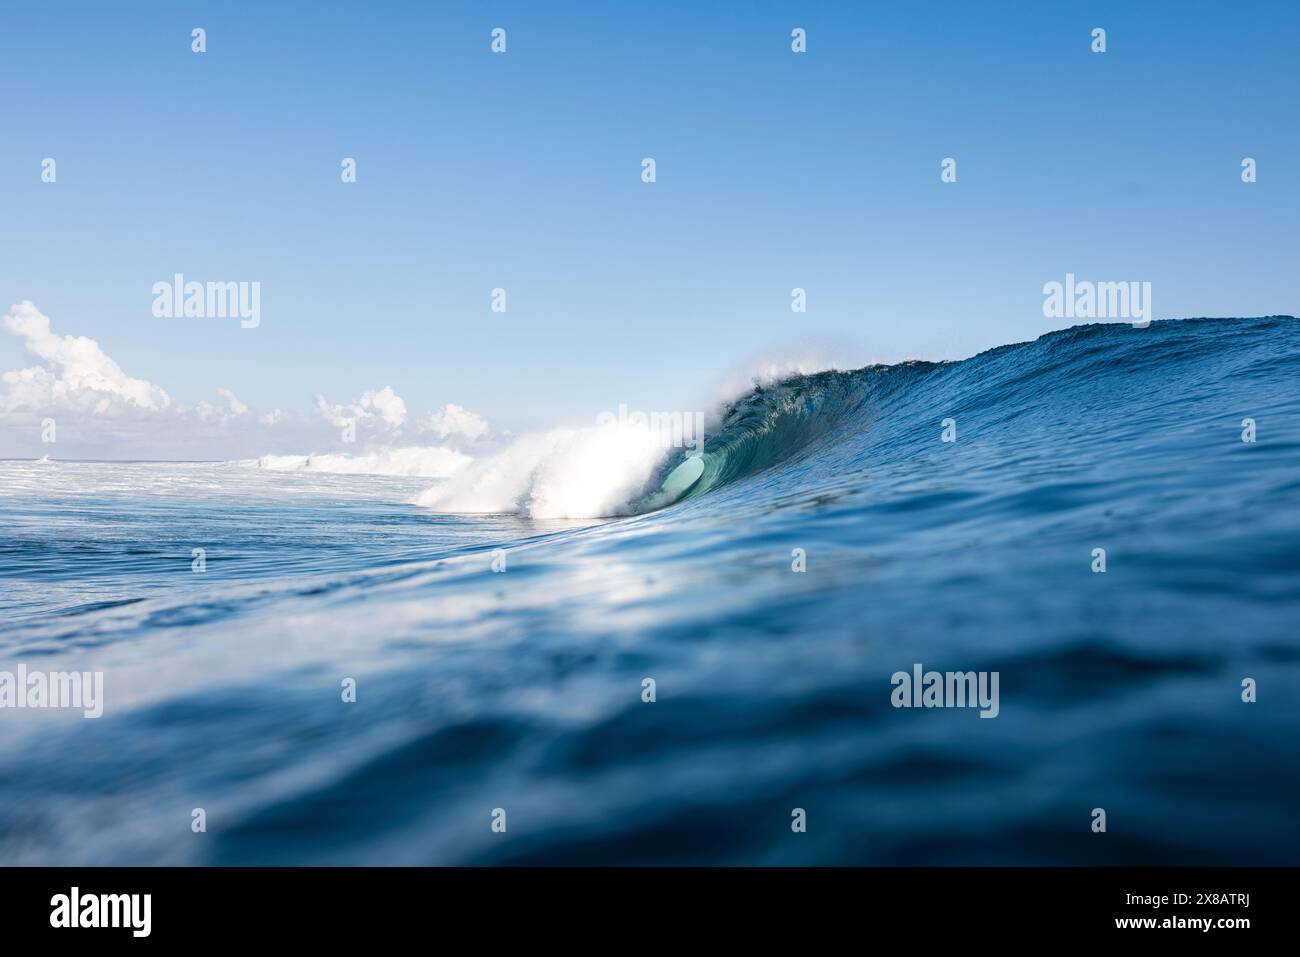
[1,316,1298,865]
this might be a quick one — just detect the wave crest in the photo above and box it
[416,423,677,519]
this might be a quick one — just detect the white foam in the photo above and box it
[416,422,674,519]
[252,446,471,478]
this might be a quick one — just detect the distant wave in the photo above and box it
[247,446,472,478]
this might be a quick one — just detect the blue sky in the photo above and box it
[1,0,1296,448]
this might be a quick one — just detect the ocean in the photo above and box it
[1,316,1298,865]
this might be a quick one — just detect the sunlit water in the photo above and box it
[1,317,1298,864]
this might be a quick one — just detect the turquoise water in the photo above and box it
[1,316,1298,864]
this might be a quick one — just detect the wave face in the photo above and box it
[650,314,1300,511]
[1,317,1299,865]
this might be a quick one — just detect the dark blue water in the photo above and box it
[2,316,1298,864]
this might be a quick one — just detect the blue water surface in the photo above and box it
[1,317,1298,865]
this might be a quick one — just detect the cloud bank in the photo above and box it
[0,301,489,472]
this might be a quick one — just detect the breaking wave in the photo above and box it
[249,446,472,478]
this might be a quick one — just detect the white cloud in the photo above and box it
[192,387,253,425]
[2,300,171,412]
[315,385,407,431]
[428,403,489,441]
[0,302,490,462]
[216,387,248,416]
[366,386,406,427]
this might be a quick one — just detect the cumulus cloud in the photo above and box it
[0,301,491,465]
[315,385,408,431]
[364,387,406,427]
[2,300,171,412]
[313,391,492,444]
[216,388,248,416]
[428,403,489,441]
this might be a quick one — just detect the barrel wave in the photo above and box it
[1,316,1297,865]
[654,315,1300,516]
